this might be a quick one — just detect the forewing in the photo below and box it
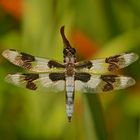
[2,49,65,72]
[5,73,65,91]
[75,74,135,93]
[75,53,139,74]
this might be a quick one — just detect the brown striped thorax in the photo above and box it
[2,26,139,122]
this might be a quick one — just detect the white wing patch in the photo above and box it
[5,73,65,91]
[39,74,65,91]
[2,49,64,73]
[75,75,100,91]
[88,59,108,74]
[76,53,139,74]
[28,57,54,72]
[75,75,135,93]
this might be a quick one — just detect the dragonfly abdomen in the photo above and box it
[65,76,75,122]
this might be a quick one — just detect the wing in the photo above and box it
[5,73,65,91]
[75,53,139,74]
[2,49,65,72]
[75,73,136,93]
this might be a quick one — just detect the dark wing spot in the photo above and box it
[26,82,37,90]
[48,60,65,68]
[105,55,120,63]
[20,52,35,69]
[102,83,113,92]
[105,55,121,72]
[101,75,117,83]
[23,74,39,81]
[108,63,119,71]
[49,73,65,81]
[101,75,117,92]
[75,72,91,82]
[23,74,39,90]
[101,75,118,83]
[75,61,92,69]
[21,52,35,62]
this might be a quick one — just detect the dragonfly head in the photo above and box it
[60,26,76,63]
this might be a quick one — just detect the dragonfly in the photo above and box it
[2,26,139,122]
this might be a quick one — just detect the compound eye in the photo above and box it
[63,48,68,55]
[71,48,76,54]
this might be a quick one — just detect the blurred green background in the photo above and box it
[0,0,140,140]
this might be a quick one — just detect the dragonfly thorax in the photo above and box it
[65,63,75,76]
[64,56,76,63]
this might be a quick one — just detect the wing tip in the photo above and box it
[129,52,139,62]
[2,49,10,59]
[125,52,139,64]
[120,76,136,89]
[127,77,136,87]
[5,74,13,83]
[119,52,139,69]
[5,73,21,86]
[2,49,18,61]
